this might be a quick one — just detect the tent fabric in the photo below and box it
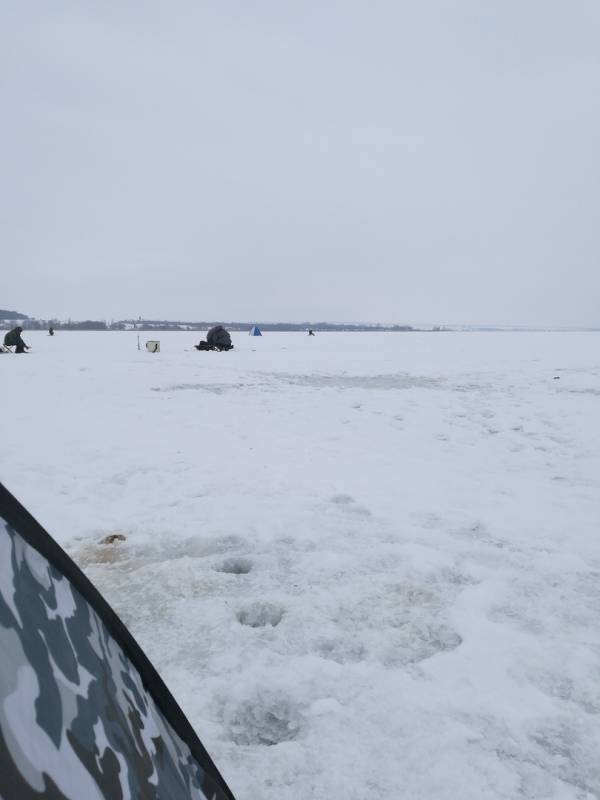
[248,326,262,336]
[0,483,235,800]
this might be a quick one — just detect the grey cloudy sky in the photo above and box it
[2,1,599,325]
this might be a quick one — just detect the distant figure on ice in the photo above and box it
[195,325,234,352]
[49,327,54,336]
[4,326,30,353]
[308,329,315,336]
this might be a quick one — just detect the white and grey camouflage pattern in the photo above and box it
[0,518,225,800]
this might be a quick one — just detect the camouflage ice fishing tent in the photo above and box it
[0,483,235,800]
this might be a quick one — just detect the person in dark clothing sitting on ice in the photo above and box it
[4,326,30,353]
[195,325,234,352]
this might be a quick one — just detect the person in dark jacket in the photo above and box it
[4,326,29,353]
[194,326,234,352]
[206,326,234,351]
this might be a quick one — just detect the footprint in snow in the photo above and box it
[330,494,372,517]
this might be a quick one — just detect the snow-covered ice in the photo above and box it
[2,330,600,799]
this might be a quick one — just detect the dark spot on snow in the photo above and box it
[237,603,284,628]
[568,387,600,395]
[100,533,127,545]
[316,638,366,664]
[215,557,253,575]
[77,536,130,566]
[331,493,354,505]
[330,494,372,516]
[275,373,441,391]
[151,382,245,394]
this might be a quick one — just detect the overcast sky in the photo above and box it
[2,1,599,325]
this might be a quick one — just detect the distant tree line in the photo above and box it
[111,320,415,332]
[0,309,30,320]
[1,316,415,332]
[0,318,108,331]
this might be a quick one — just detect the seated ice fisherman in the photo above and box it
[4,326,30,353]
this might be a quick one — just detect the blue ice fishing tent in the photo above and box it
[249,326,262,336]
[0,483,236,800]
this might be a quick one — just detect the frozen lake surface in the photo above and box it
[3,330,600,799]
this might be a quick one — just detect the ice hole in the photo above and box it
[237,603,284,628]
[216,557,253,575]
[228,696,301,746]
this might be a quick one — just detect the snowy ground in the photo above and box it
[3,330,600,799]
